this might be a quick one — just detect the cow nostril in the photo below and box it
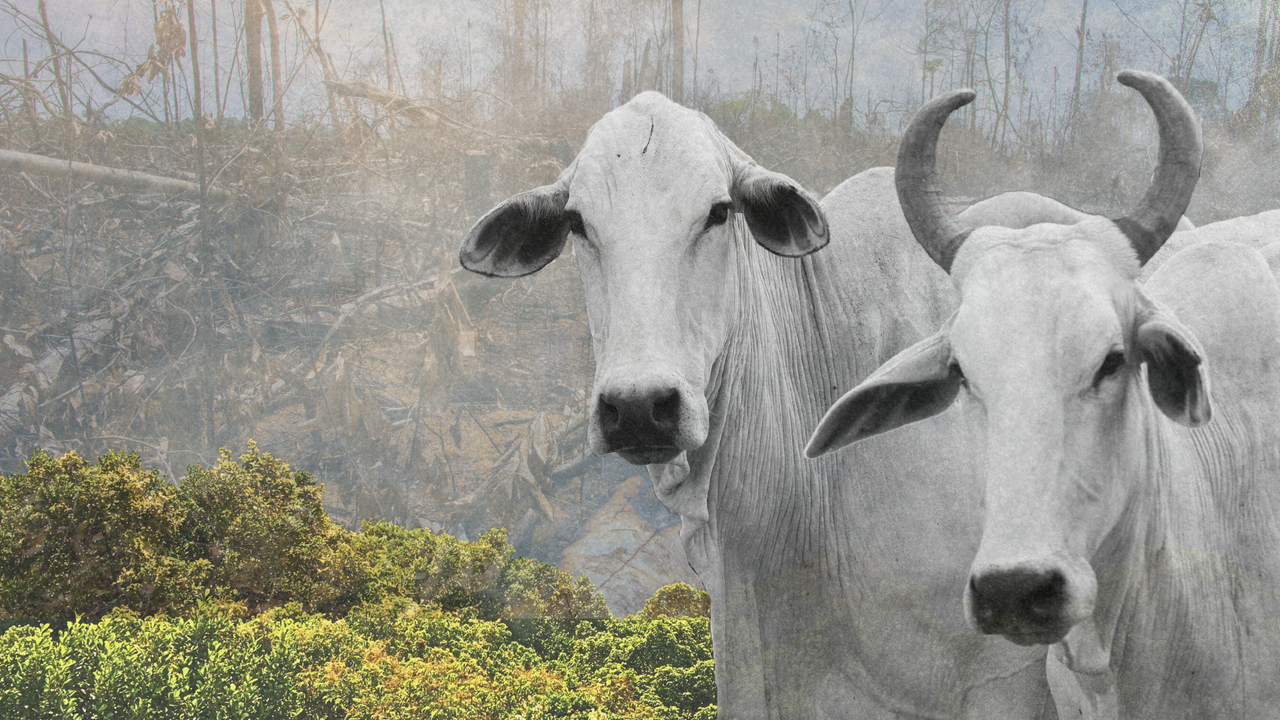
[1024,570,1066,617]
[652,390,681,425]
[969,576,994,622]
[597,397,620,428]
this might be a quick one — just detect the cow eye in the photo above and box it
[704,202,732,230]
[948,360,965,383]
[1093,351,1126,387]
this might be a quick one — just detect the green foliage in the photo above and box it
[0,607,316,719]
[345,521,610,623]
[645,661,717,718]
[349,521,513,617]
[635,583,710,621]
[0,449,209,618]
[0,605,715,719]
[177,443,356,614]
[500,556,613,620]
[0,445,610,623]
[0,446,715,717]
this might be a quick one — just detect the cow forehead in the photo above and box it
[951,218,1141,285]
[950,221,1138,380]
[570,94,733,214]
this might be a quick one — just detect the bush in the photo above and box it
[0,446,717,718]
[0,607,316,719]
[635,583,710,621]
[176,442,355,614]
[0,449,209,618]
[0,445,611,623]
[0,604,715,719]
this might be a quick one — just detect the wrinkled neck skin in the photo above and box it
[644,211,833,570]
[643,171,1051,718]
[1086,376,1280,718]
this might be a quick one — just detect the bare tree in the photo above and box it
[843,0,893,119]
[380,0,393,91]
[1253,0,1273,91]
[211,0,223,127]
[580,0,614,112]
[1170,0,1219,86]
[672,0,684,103]
[265,0,285,130]
[692,0,702,102]
[808,0,846,117]
[998,0,1011,148]
[283,0,342,130]
[916,0,949,104]
[1069,0,1088,143]
[246,0,264,122]
[36,0,68,118]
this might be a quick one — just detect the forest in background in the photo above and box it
[2,0,1280,563]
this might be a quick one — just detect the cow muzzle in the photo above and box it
[588,372,709,465]
[964,559,1096,646]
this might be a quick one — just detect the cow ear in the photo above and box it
[1136,306,1212,427]
[733,165,829,257]
[459,182,572,278]
[806,332,961,458]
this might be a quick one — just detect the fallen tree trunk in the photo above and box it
[0,149,233,200]
[324,80,445,126]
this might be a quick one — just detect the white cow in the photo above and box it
[809,70,1280,719]
[460,92,1063,717]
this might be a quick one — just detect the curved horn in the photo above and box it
[895,89,976,273]
[1112,70,1203,265]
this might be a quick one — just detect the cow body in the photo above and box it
[462,92,1055,718]
[809,71,1280,719]
[1090,237,1280,718]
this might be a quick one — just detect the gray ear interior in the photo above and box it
[734,170,829,257]
[806,332,960,458]
[806,377,961,457]
[459,184,571,278]
[1138,317,1212,427]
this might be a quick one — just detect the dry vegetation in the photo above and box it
[3,0,1280,565]
[0,5,605,558]
[0,108,605,548]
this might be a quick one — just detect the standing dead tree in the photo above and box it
[246,0,265,122]
[265,0,285,130]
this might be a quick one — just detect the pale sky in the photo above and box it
[9,0,1255,121]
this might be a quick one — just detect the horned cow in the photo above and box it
[809,70,1280,719]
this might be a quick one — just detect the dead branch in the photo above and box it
[308,267,464,367]
[265,0,285,131]
[36,0,67,117]
[0,317,113,436]
[0,148,233,200]
[463,404,502,454]
[280,0,342,129]
[0,73,60,117]
[323,80,452,127]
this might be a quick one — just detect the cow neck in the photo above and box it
[1075,390,1162,689]
[695,222,904,568]
[685,220,980,719]
[1092,390,1271,699]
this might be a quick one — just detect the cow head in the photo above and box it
[461,92,828,466]
[806,71,1206,646]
